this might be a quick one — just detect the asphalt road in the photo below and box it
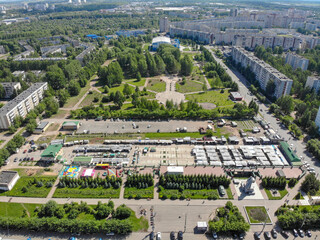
[205,46,320,175]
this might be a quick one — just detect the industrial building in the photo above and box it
[0,82,48,129]
[231,47,293,99]
[285,53,309,71]
[0,171,20,191]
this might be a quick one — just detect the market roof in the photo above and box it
[167,166,184,173]
[62,121,79,126]
[279,141,301,164]
[73,156,92,162]
[41,144,62,158]
[36,121,49,130]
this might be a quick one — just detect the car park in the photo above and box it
[264,232,271,240]
[271,229,277,239]
[178,231,183,240]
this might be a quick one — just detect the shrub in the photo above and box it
[114,205,131,220]
[135,194,141,200]
[170,194,178,200]
[162,194,167,200]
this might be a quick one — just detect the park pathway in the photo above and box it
[119,175,126,199]
[46,176,61,199]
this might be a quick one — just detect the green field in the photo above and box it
[175,80,203,93]
[0,202,41,217]
[79,90,102,107]
[147,78,166,92]
[159,189,220,200]
[186,90,234,107]
[0,176,57,198]
[124,186,154,199]
[265,189,288,200]
[245,206,271,224]
[124,78,146,87]
[64,81,91,108]
[53,186,121,198]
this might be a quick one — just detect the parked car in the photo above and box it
[170,231,175,240]
[178,231,183,240]
[23,149,27,153]
[149,231,154,240]
[14,157,18,162]
[271,229,277,239]
[254,232,261,240]
[293,229,298,238]
[306,230,312,238]
[280,231,289,239]
[212,232,218,239]
[239,233,245,240]
[233,234,238,239]
[156,232,161,240]
[218,185,225,196]
[264,232,271,240]
[298,229,305,238]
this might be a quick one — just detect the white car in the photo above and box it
[156,232,161,240]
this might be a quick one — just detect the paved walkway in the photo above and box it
[155,75,185,104]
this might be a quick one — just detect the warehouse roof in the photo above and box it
[0,171,18,184]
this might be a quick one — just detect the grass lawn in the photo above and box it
[159,189,220,200]
[0,176,57,198]
[124,186,154,199]
[129,209,149,231]
[0,202,41,217]
[35,135,56,145]
[147,79,166,92]
[175,80,203,93]
[103,84,135,94]
[245,206,271,224]
[53,186,121,198]
[186,90,234,107]
[79,90,101,107]
[124,78,146,87]
[226,187,234,199]
[50,109,68,119]
[64,81,91,108]
[265,189,288,200]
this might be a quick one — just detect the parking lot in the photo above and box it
[77,120,207,134]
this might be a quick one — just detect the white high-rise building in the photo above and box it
[285,53,309,71]
[305,76,320,93]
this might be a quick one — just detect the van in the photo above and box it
[218,185,225,196]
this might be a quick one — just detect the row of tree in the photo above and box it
[58,176,122,189]
[261,176,286,190]
[125,174,154,189]
[0,134,25,166]
[159,174,231,189]
[307,139,320,162]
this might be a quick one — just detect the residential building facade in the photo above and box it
[0,82,48,129]
[285,53,309,70]
[305,76,320,93]
[0,82,21,99]
[160,17,169,33]
[315,106,320,132]
[231,47,293,99]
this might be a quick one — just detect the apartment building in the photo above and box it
[0,82,21,99]
[315,106,320,132]
[285,53,309,71]
[160,17,169,33]
[231,47,293,99]
[0,82,48,129]
[305,76,320,93]
[306,23,317,31]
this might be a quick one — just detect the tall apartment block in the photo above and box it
[285,53,309,71]
[160,17,169,33]
[231,47,293,99]
[315,106,320,132]
[0,82,21,99]
[0,82,48,129]
[305,76,320,93]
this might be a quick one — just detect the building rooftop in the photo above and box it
[0,171,18,185]
[41,144,62,158]
[62,121,79,126]
[0,82,47,115]
[152,36,171,44]
[36,121,49,130]
[279,141,301,165]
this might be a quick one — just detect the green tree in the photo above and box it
[0,84,5,98]
[180,54,193,76]
[68,80,81,96]
[122,84,132,97]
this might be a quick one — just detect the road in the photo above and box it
[205,46,320,173]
